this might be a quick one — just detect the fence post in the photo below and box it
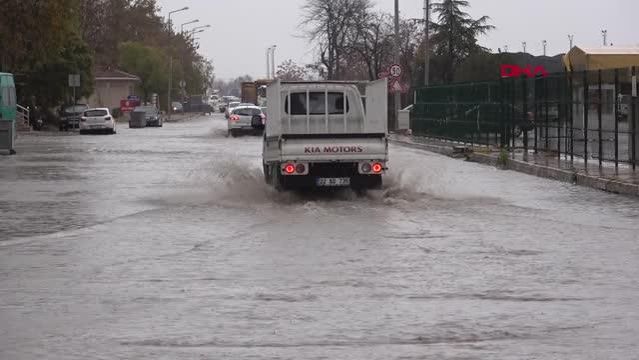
[544,75,549,151]
[511,77,516,151]
[557,75,562,159]
[614,69,619,169]
[522,76,528,156]
[598,69,603,167]
[500,77,506,148]
[633,66,637,171]
[534,76,539,153]
[583,70,589,168]
[569,70,574,163]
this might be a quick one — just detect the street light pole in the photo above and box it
[266,47,272,79]
[424,0,430,86]
[181,19,199,34]
[189,25,211,41]
[542,40,547,56]
[522,41,527,53]
[270,45,277,79]
[568,34,574,50]
[167,6,188,121]
[393,0,400,131]
[178,20,199,101]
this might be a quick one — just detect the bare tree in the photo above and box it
[300,0,373,80]
[350,12,394,80]
[276,59,308,81]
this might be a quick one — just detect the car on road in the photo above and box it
[171,101,184,113]
[225,101,241,119]
[219,96,239,113]
[80,108,116,134]
[59,104,89,131]
[227,105,265,137]
[134,105,163,127]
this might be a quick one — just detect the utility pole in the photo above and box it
[602,30,608,46]
[393,0,400,131]
[542,40,547,56]
[568,34,574,50]
[167,6,188,121]
[522,41,527,53]
[266,47,272,79]
[270,45,277,79]
[423,0,430,86]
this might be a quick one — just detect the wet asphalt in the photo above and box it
[1,114,638,359]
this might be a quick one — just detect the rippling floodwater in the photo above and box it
[1,115,638,359]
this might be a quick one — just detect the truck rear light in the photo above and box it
[361,163,372,173]
[284,164,295,174]
[372,163,383,173]
[295,163,306,174]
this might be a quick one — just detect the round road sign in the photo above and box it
[389,64,402,78]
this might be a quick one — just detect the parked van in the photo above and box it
[0,72,17,154]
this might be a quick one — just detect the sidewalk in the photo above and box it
[390,133,639,197]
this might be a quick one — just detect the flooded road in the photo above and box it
[1,114,638,359]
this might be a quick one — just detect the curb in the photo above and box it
[390,139,639,197]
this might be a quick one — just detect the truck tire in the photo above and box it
[271,163,285,191]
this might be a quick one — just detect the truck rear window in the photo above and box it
[285,92,348,115]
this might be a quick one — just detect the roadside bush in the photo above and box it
[497,148,510,169]
[111,108,122,118]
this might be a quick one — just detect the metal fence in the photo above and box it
[411,67,639,169]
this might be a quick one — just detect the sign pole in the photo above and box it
[393,0,401,131]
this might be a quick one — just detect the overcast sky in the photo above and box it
[156,0,637,81]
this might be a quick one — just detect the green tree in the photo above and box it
[431,0,494,83]
[118,42,168,102]
[454,51,514,83]
[23,33,94,108]
[0,0,79,72]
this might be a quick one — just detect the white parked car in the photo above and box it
[227,105,265,137]
[79,108,116,135]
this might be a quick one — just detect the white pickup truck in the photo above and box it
[262,79,389,191]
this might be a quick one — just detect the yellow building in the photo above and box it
[563,47,639,71]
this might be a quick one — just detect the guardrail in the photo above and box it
[16,104,30,130]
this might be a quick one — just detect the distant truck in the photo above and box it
[241,80,271,106]
[262,79,389,191]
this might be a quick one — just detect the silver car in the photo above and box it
[227,105,265,137]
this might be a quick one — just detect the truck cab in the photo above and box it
[262,79,388,191]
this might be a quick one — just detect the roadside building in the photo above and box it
[563,46,639,71]
[87,68,140,110]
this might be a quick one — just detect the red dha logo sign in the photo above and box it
[500,64,549,78]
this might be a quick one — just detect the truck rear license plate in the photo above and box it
[316,177,350,187]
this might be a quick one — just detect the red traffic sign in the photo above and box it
[389,64,402,78]
[389,78,409,94]
[120,99,140,113]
